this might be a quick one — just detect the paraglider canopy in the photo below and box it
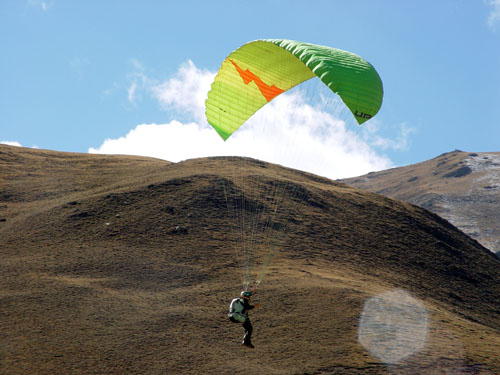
[205,39,384,141]
[205,39,385,293]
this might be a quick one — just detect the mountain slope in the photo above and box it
[1,145,499,374]
[341,150,500,254]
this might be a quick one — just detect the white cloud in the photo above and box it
[90,61,404,179]
[1,141,23,147]
[151,60,214,124]
[361,121,416,151]
[127,82,137,105]
[121,60,153,107]
[28,0,52,11]
[0,141,39,149]
[487,0,500,27]
[89,121,221,161]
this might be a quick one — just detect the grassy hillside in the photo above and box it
[341,150,500,254]
[1,145,499,374]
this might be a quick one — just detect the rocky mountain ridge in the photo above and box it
[341,150,500,254]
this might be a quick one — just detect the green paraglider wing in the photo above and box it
[205,39,383,141]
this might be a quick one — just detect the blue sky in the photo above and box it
[1,1,499,178]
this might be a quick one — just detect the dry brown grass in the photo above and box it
[341,150,500,255]
[1,145,499,374]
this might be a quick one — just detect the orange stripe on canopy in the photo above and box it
[228,59,284,102]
